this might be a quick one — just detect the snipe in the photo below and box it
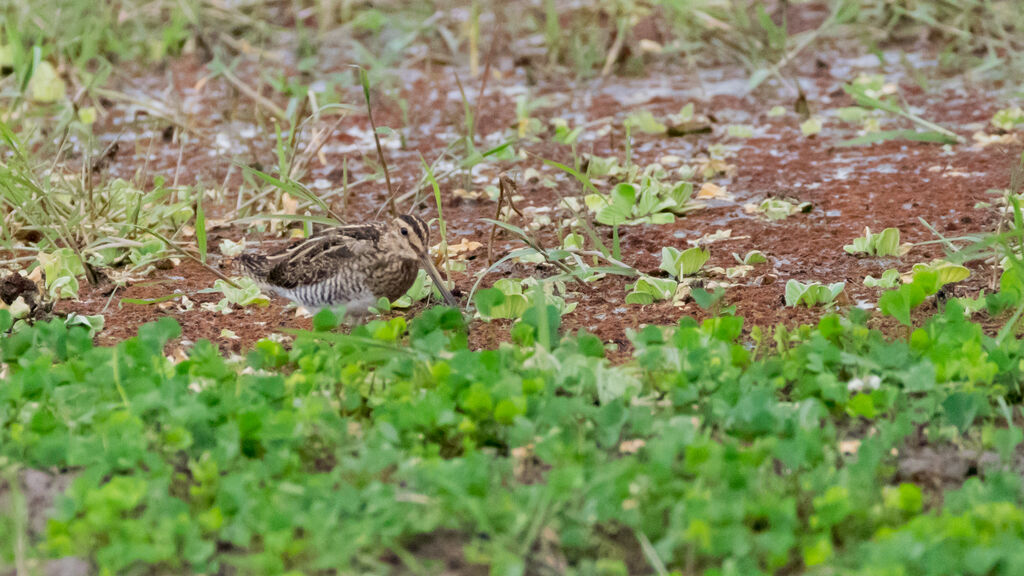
[239,214,456,316]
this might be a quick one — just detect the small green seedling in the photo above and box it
[785,280,846,308]
[10,311,105,337]
[626,246,710,305]
[660,246,710,277]
[474,278,575,320]
[864,269,900,288]
[584,155,634,181]
[514,93,550,139]
[625,275,679,305]
[726,125,754,138]
[991,107,1024,132]
[127,239,170,269]
[623,105,706,137]
[878,273,933,326]
[64,312,105,337]
[219,238,247,257]
[837,106,868,124]
[204,277,270,314]
[551,118,584,144]
[624,109,667,135]
[877,262,970,326]
[844,227,908,257]
[800,116,823,137]
[749,197,812,221]
[711,250,768,279]
[674,103,695,123]
[865,261,968,289]
[735,250,767,265]
[909,260,970,285]
[37,248,86,300]
[692,286,730,314]
[952,293,989,316]
[28,60,65,103]
[584,177,697,226]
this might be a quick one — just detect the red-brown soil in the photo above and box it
[29,41,1022,356]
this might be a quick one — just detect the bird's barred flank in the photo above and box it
[236,214,455,314]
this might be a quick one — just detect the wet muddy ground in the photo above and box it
[3,5,1024,574]
[32,37,1022,357]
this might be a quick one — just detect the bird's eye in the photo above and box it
[400,228,409,236]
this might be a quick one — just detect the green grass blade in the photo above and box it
[838,130,958,147]
[195,189,207,264]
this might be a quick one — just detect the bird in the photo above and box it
[238,214,457,318]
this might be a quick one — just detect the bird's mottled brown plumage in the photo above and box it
[238,214,455,316]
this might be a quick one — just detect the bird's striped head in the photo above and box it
[388,214,457,306]
[389,214,431,258]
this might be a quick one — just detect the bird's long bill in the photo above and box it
[419,254,458,306]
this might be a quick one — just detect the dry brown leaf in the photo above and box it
[696,229,733,244]
[205,218,231,229]
[672,284,692,308]
[281,193,299,215]
[443,238,483,260]
[839,439,861,455]
[697,182,731,200]
[972,131,1021,148]
[511,443,536,481]
[696,158,738,179]
[638,39,663,54]
[453,188,486,201]
[618,438,646,454]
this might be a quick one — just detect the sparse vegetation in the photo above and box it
[2,1,1024,574]
[844,227,909,257]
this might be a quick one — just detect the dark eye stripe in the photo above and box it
[415,217,429,244]
[399,214,429,244]
[398,214,417,235]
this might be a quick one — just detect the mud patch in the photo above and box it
[380,530,487,576]
[896,443,1004,504]
[0,273,38,310]
[5,25,1021,359]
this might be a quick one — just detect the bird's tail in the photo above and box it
[237,253,271,281]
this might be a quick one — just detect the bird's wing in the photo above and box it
[265,224,383,289]
[280,223,382,256]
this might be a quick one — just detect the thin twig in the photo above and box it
[747,1,846,92]
[472,27,497,143]
[290,113,348,181]
[453,70,473,145]
[487,173,525,265]
[601,18,628,77]
[558,249,636,274]
[358,67,397,216]
[216,66,287,120]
